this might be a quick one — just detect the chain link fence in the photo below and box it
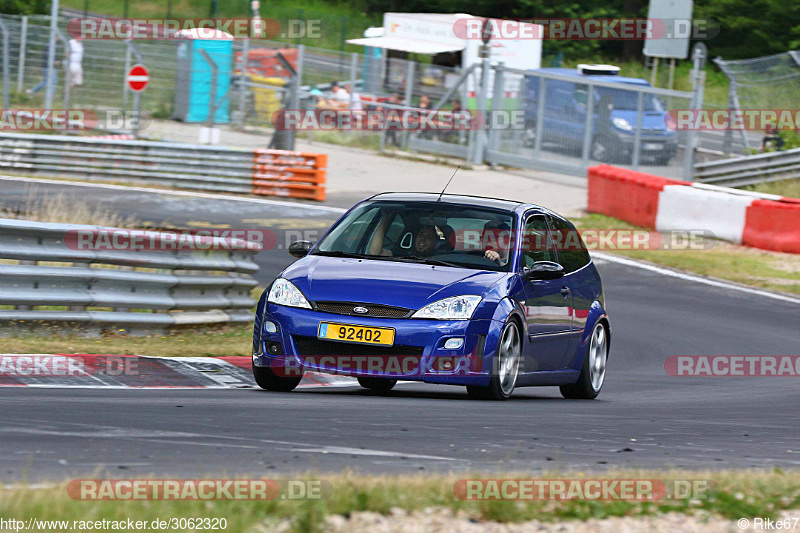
[1,13,706,179]
[714,51,800,154]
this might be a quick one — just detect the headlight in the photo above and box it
[412,295,482,320]
[612,117,633,131]
[267,278,311,309]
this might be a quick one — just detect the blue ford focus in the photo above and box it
[253,193,610,400]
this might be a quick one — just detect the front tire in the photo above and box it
[253,362,302,392]
[467,319,521,401]
[560,321,608,399]
[358,377,397,392]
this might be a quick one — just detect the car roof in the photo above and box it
[533,67,651,87]
[365,192,553,214]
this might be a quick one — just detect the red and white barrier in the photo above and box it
[588,165,800,254]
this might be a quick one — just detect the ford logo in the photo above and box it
[353,306,369,314]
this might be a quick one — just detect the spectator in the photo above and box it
[344,83,363,111]
[418,94,433,139]
[308,88,326,109]
[385,93,402,147]
[27,42,60,95]
[761,124,785,152]
[329,81,349,109]
[67,37,83,89]
[442,99,464,143]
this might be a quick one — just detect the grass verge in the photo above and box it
[573,213,800,295]
[742,178,800,200]
[1,470,798,532]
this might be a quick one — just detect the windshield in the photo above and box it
[597,87,665,112]
[314,201,516,272]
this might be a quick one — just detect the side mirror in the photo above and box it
[288,240,314,258]
[522,261,564,281]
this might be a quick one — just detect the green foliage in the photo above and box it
[0,0,48,14]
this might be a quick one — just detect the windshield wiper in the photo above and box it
[397,256,462,268]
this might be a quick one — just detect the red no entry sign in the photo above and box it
[127,64,149,92]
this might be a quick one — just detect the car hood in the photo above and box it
[281,255,507,310]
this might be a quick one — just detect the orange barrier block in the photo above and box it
[587,165,689,228]
[250,148,327,201]
[743,199,800,254]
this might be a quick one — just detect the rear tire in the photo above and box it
[560,322,608,400]
[466,319,521,401]
[357,377,397,392]
[253,363,302,392]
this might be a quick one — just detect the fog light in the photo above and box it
[267,342,283,355]
[264,321,278,334]
[444,338,464,350]
[441,359,454,371]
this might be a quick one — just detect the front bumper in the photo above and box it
[253,303,505,386]
[617,133,677,160]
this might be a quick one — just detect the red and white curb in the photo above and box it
[0,354,358,389]
[588,165,800,253]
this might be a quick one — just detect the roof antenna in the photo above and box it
[437,165,460,202]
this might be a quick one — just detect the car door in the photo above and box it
[548,214,595,369]
[520,213,574,372]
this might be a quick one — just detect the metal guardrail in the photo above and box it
[0,132,327,201]
[693,147,800,187]
[0,218,260,334]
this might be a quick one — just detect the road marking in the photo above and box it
[0,175,348,215]
[593,252,800,305]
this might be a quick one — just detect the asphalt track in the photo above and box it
[0,177,798,482]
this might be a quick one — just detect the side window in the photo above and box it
[548,216,590,274]
[521,214,555,269]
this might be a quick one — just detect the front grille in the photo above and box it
[293,336,424,356]
[640,129,664,135]
[313,301,412,318]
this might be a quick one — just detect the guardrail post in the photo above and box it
[684,70,705,180]
[580,84,595,168]
[44,0,59,110]
[632,91,644,170]
[485,63,505,161]
[123,38,132,109]
[0,18,9,110]
[471,57,491,165]
[16,16,27,94]
[534,75,546,158]
[289,45,304,150]
[62,34,71,109]
[401,60,414,149]
[236,37,249,128]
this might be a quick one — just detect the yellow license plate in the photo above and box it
[317,322,395,346]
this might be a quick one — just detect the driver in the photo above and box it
[413,225,439,257]
[369,217,440,258]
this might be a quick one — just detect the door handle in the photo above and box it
[560,286,570,297]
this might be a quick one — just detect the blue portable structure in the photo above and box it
[172,28,233,124]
